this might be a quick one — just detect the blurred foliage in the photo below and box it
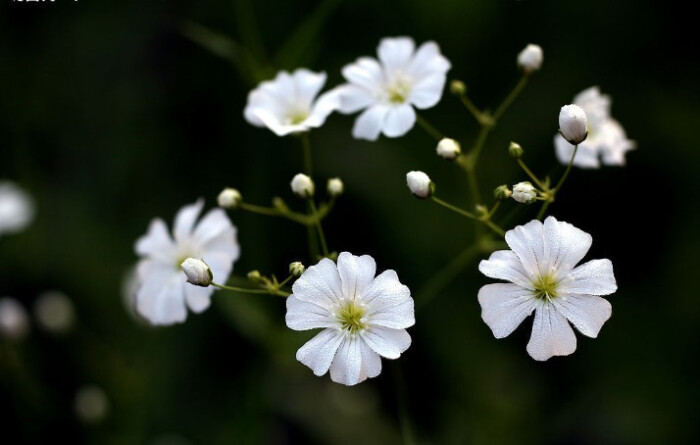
[1,0,699,443]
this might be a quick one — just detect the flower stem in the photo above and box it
[516,158,547,190]
[458,93,485,124]
[416,114,443,141]
[212,282,290,297]
[301,132,313,176]
[431,196,505,237]
[308,199,330,258]
[492,74,529,122]
[553,144,579,192]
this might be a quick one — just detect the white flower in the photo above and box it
[336,36,451,140]
[286,252,415,386]
[134,199,240,325]
[478,216,616,361]
[555,87,636,168]
[0,297,30,340]
[436,138,461,159]
[290,173,314,198]
[406,171,432,198]
[517,44,543,73]
[180,258,213,287]
[326,177,344,197]
[217,188,242,209]
[559,104,588,145]
[34,291,75,334]
[244,69,341,136]
[512,181,537,204]
[0,181,34,237]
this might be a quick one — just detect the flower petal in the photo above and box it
[193,208,235,245]
[286,295,337,331]
[329,335,371,386]
[201,251,236,287]
[136,273,187,326]
[554,294,612,338]
[526,303,577,361]
[352,104,390,141]
[363,270,414,329]
[477,283,537,338]
[337,252,377,300]
[361,326,411,359]
[292,69,326,105]
[305,87,342,128]
[173,200,204,243]
[478,250,531,287]
[251,108,307,136]
[184,284,214,313]
[134,218,175,261]
[291,258,343,308]
[554,135,600,169]
[296,328,344,377]
[407,41,451,81]
[341,57,384,93]
[381,104,416,138]
[542,216,592,275]
[336,84,376,114]
[505,218,546,278]
[559,259,617,296]
[409,73,448,109]
[378,37,415,72]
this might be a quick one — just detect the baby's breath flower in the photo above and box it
[512,182,537,204]
[436,138,461,159]
[406,171,432,198]
[289,261,305,277]
[290,173,314,198]
[559,104,588,145]
[517,44,543,73]
[327,178,344,197]
[0,297,29,340]
[0,181,34,237]
[181,258,213,287]
[217,188,242,209]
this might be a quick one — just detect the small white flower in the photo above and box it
[555,87,636,168]
[517,44,543,73]
[290,173,314,198]
[180,258,213,287]
[336,36,451,140]
[0,297,30,340]
[0,181,34,237]
[74,385,109,423]
[406,171,432,198]
[244,69,341,136]
[134,200,240,325]
[512,181,537,204]
[34,291,75,334]
[286,252,415,386]
[478,216,616,361]
[217,188,242,209]
[436,138,461,159]
[559,104,588,145]
[326,178,344,197]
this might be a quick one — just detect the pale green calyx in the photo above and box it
[337,300,367,335]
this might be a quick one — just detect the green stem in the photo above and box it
[492,74,529,122]
[553,144,579,192]
[516,159,547,190]
[240,202,309,225]
[212,282,290,297]
[536,200,551,221]
[416,114,443,141]
[308,199,330,257]
[468,124,492,171]
[301,132,313,176]
[431,197,505,237]
[459,94,485,124]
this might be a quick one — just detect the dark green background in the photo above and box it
[1,0,698,443]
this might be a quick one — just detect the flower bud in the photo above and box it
[508,141,524,158]
[217,188,242,209]
[406,171,433,199]
[34,291,75,334]
[290,173,314,198]
[517,44,543,73]
[247,270,262,281]
[327,178,344,197]
[559,105,588,145]
[436,138,461,159]
[450,80,466,95]
[289,261,305,277]
[494,185,512,200]
[0,297,29,340]
[512,182,538,204]
[180,258,213,287]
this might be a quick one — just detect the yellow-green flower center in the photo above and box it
[386,72,412,104]
[337,300,367,334]
[286,110,309,125]
[533,273,559,301]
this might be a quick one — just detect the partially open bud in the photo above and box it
[180,258,212,287]
[217,188,242,209]
[0,297,29,340]
[517,44,543,73]
[289,261,305,277]
[436,138,461,159]
[559,105,588,145]
[247,270,262,282]
[290,173,314,198]
[327,178,344,197]
[450,80,466,95]
[512,182,538,204]
[508,141,524,158]
[406,171,433,199]
[494,185,512,200]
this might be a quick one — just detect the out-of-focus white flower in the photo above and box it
[478,217,616,361]
[34,291,75,334]
[326,178,344,197]
[0,297,30,340]
[134,200,240,325]
[290,173,314,198]
[74,385,109,423]
[559,104,588,145]
[512,181,537,204]
[555,87,636,168]
[335,36,451,140]
[180,258,213,287]
[244,69,341,136]
[0,181,34,237]
[286,252,415,386]
[517,44,543,73]
[217,188,242,209]
[406,171,432,198]
[436,138,461,159]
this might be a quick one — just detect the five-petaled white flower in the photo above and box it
[555,86,635,168]
[286,252,415,386]
[134,200,240,325]
[478,216,616,361]
[244,69,341,136]
[335,36,451,141]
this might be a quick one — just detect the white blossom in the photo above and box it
[555,87,636,168]
[512,181,537,204]
[134,200,239,325]
[217,188,242,209]
[406,171,432,198]
[180,258,213,287]
[290,173,315,198]
[244,69,341,136]
[0,297,30,340]
[478,217,616,361]
[335,36,451,140]
[559,104,588,145]
[517,44,543,73]
[286,252,415,386]
[34,291,75,334]
[436,138,461,159]
[0,181,34,237]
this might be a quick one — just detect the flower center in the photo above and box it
[386,71,412,104]
[533,273,559,301]
[285,109,309,125]
[337,300,367,334]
